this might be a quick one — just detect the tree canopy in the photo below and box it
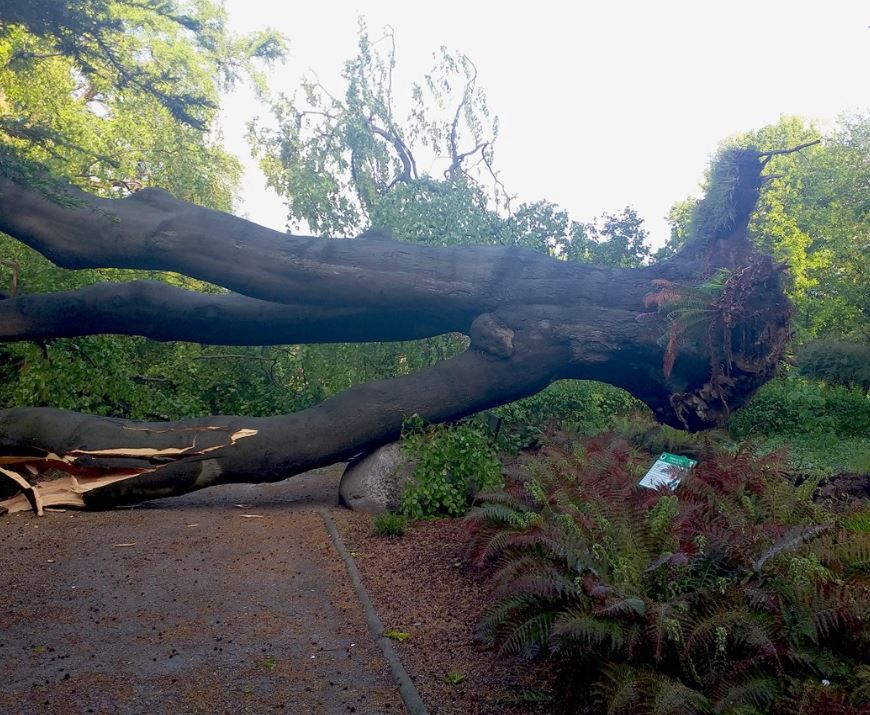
[665,114,869,342]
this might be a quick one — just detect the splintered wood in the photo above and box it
[0,427,258,516]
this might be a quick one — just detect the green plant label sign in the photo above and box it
[639,452,697,490]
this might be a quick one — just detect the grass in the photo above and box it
[373,512,407,537]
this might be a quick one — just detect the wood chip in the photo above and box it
[112,543,136,547]
[238,514,264,519]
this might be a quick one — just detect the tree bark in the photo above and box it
[0,149,792,514]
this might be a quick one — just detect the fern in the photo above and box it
[550,609,625,655]
[468,431,870,714]
[644,270,731,378]
[715,674,779,712]
[498,611,557,658]
[753,523,832,571]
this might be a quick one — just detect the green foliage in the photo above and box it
[582,207,651,267]
[373,512,407,538]
[383,629,411,642]
[400,419,503,519]
[468,434,870,714]
[655,199,695,261]
[1,0,284,127]
[729,116,867,341]
[730,375,870,441]
[492,380,643,452]
[665,115,869,343]
[370,177,499,247]
[612,413,735,463]
[798,339,870,392]
[443,670,466,685]
[729,375,870,477]
[841,510,870,533]
[0,1,283,202]
[0,331,471,420]
[250,22,502,236]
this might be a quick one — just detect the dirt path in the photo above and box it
[0,467,403,714]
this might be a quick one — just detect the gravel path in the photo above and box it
[0,467,404,715]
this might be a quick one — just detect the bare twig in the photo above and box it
[480,143,513,213]
[758,139,821,167]
[445,57,479,180]
[444,141,487,181]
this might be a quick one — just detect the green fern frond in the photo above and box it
[472,500,532,527]
[811,605,847,643]
[753,524,832,572]
[466,525,524,567]
[550,609,625,655]
[647,671,709,715]
[493,556,580,600]
[467,431,867,714]
[715,674,779,712]
[593,595,647,619]
[645,601,678,664]
[814,532,870,573]
[598,663,641,715]
[498,611,556,657]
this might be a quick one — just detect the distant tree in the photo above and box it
[656,199,695,261]
[0,0,287,421]
[583,207,651,267]
[666,115,869,341]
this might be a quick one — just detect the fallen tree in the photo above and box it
[0,148,792,515]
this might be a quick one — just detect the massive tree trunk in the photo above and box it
[0,149,791,515]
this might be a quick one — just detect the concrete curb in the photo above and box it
[319,509,428,715]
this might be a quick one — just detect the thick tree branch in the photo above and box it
[0,280,469,345]
[0,176,662,316]
[0,178,559,308]
[368,120,417,185]
[0,326,571,514]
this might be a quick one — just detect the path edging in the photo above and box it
[319,509,428,715]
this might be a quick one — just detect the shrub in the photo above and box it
[400,419,503,518]
[492,380,644,452]
[373,512,407,537]
[729,375,870,439]
[798,340,870,392]
[468,433,870,714]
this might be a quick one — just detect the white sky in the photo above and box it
[219,0,869,247]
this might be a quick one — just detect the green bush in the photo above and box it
[400,419,503,518]
[493,380,644,452]
[372,512,407,537]
[799,340,870,392]
[729,375,870,439]
[468,433,870,714]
